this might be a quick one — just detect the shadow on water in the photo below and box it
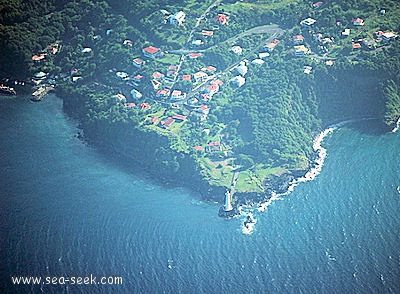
[89,143,204,200]
[346,118,393,136]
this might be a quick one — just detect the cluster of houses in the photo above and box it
[298,10,398,54]
[159,10,186,26]
[31,41,61,63]
[192,12,230,47]
[102,5,399,153]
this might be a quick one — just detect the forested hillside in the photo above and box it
[1,0,399,196]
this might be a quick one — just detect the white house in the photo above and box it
[231,75,246,87]
[251,59,264,65]
[300,17,316,27]
[236,64,248,76]
[170,90,186,102]
[193,71,208,83]
[231,46,242,54]
[131,89,143,100]
[170,11,186,25]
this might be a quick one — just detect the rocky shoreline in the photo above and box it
[61,87,361,218]
[231,127,336,214]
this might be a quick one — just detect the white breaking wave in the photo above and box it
[391,117,400,133]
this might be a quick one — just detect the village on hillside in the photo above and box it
[28,1,398,192]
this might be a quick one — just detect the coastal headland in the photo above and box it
[1,0,399,214]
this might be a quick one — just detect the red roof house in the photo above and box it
[140,102,151,110]
[215,14,229,25]
[212,79,223,85]
[201,30,214,37]
[156,89,171,98]
[172,114,187,121]
[142,46,162,58]
[313,2,323,8]
[133,75,144,83]
[193,146,205,151]
[133,58,144,68]
[352,18,364,26]
[293,35,304,44]
[205,66,217,72]
[161,117,175,129]
[153,71,165,79]
[188,53,203,59]
[205,83,219,96]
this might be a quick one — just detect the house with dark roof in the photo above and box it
[151,79,162,90]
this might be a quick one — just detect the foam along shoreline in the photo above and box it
[391,117,400,133]
[258,126,336,212]
[258,118,378,212]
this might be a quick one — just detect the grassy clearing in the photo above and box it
[235,165,285,193]
[157,53,181,65]
[221,0,303,14]
[198,157,234,187]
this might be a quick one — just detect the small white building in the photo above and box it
[236,64,248,76]
[192,39,204,46]
[251,59,264,65]
[131,89,143,100]
[258,52,270,59]
[116,71,129,80]
[170,11,186,25]
[342,29,350,37]
[82,47,92,53]
[300,17,317,27]
[231,46,243,54]
[231,75,246,87]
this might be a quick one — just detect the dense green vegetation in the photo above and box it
[1,0,399,197]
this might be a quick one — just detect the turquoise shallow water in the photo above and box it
[1,95,399,293]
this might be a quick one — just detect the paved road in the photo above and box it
[172,24,284,55]
[184,28,285,100]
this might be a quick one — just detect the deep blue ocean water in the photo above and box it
[1,94,399,293]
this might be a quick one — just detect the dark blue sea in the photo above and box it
[1,95,399,293]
